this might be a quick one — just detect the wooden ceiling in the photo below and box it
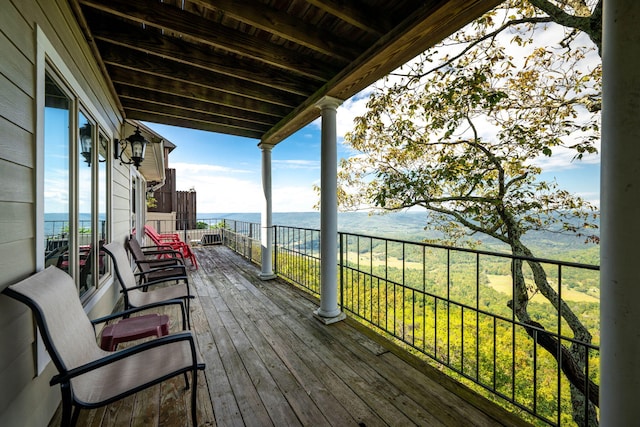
[71,0,502,146]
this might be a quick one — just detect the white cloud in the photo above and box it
[273,184,319,212]
[171,162,251,174]
[272,159,319,169]
[168,162,259,212]
[170,161,320,212]
[310,86,375,142]
[532,144,600,172]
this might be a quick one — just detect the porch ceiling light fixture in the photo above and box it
[114,126,148,169]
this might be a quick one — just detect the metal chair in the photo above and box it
[3,266,204,427]
[102,241,193,329]
[143,225,198,269]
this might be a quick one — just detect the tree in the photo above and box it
[338,1,601,424]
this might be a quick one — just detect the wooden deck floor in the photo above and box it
[51,245,530,426]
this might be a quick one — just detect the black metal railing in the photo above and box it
[153,218,601,426]
[145,218,262,264]
[44,219,106,252]
[337,232,599,426]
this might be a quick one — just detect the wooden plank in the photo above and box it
[200,249,382,427]
[87,18,319,96]
[258,277,446,426]
[100,42,305,107]
[117,86,279,126]
[195,271,275,427]
[0,0,35,60]
[190,0,362,61]
[107,66,292,117]
[203,248,426,426]
[131,381,160,426]
[81,0,342,80]
[194,296,245,427]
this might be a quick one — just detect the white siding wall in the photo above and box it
[0,1,132,425]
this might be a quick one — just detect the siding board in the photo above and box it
[0,161,33,203]
[0,116,33,167]
[0,32,34,97]
[0,74,33,132]
[0,0,34,59]
[0,202,34,245]
[0,347,35,415]
[0,240,35,288]
[0,304,32,377]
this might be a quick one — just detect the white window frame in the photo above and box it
[35,24,116,373]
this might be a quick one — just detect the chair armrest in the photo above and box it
[137,257,185,266]
[141,251,186,263]
[50,331,201,385]
[138,264,188,275]
[142,247,183,256]
[90,299,185,326]
[141,243,175,251]
[127,280,191,294]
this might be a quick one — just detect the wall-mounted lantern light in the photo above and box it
[114,126,148,169]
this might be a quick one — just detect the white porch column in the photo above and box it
[314,96,346,324]
[601,0,640,424]
[259,142,276,280]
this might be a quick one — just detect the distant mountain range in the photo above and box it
[199,211,599,264]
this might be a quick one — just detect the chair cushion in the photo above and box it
[71,339,197,405]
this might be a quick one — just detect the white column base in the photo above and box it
[313,308,346,325]
[259,273,276,280]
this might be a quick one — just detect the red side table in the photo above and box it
[100,313,170,351]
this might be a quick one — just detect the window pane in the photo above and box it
[98,132,108,281]
[44,73,70,273]
[78,112,94,295]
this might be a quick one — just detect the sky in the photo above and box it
[143,93,377,213]
[143,90,601,214]
[143,18,602,215]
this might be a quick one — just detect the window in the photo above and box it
[43,69,111,297]
[43,72,71,275]
[98,132,109,282]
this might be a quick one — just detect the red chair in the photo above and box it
[143,225,198,269]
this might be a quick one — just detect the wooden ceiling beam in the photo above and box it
[127,110,264,140]
[114,85,279,126]
[107,66,293,118]
[262,0,505,146]
[84,12,322,96]
[122,98,272,134]
[305,0,392,35]
[98,41,305,108]
[79,0,348,80]
[190,0,364,61]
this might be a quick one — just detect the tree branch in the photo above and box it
[390,17,554,81]
[528,0,601,53]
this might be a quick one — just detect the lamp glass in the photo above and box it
[79,123,92,165]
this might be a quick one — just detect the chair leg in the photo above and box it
[70,408,81,427]
[60,384,73,427]
[186,298,191,329]
[179,302,188,330]
[183,372,190,390]
[191,369,199,427]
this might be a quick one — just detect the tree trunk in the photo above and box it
[508,239,599,424]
